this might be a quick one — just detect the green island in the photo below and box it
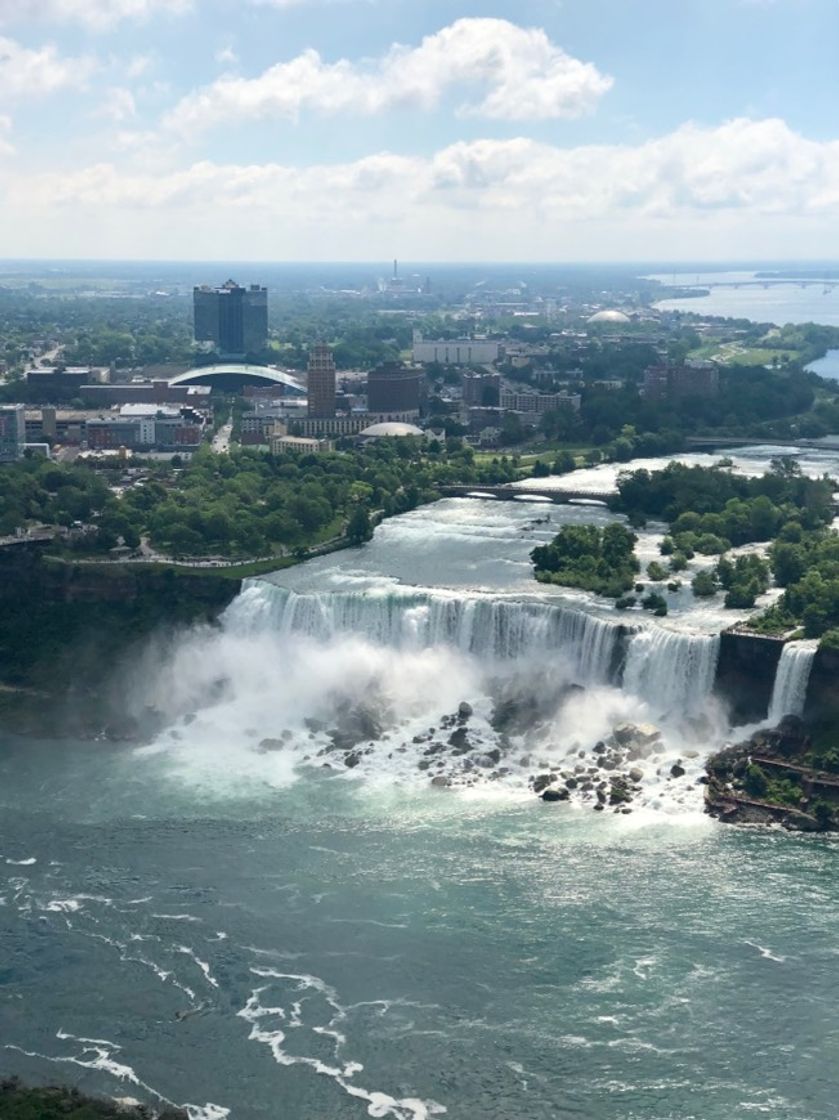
[531,459,838,631]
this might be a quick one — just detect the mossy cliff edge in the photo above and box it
[0,545,240,737]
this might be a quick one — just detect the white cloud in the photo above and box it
[0,113,13,156]
[97,86,137,121]
[215,45,239,66]
[4,118,838,259]
[164,18,613,134]
[125,53,154,79]
[0,35,96,99]
[0,0,192,31]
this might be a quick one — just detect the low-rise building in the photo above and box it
[86,406,206,452]
[271,434,334,455]
[462,371,500,407]
[643,360,719,401]
[294,411,421,438]
[412,332,500,365]
[78,382,212,407]
[499,389,581,413]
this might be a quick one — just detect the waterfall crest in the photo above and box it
[226,580,624,684]
[622,627,721,716]
[225,579,724,720]
[768,641,818,723]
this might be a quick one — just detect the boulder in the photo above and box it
[430,775,451,789]
[532,773,554,793]
[629,767,644,783]
[457,701,474,721]
[670,762,686,779]
[258,738,285,753]
[613,723,638,746]
[542,788,570,803]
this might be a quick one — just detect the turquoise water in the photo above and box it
[2,493,837,1120]
[2,735,839,1120]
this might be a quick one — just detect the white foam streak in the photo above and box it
[238,969,446,1119]
[5,1033,229,1120]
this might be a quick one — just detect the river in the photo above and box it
[1,463,838,1120]
[649,270,839,327]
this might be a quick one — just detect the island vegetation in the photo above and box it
[532,458,839,630]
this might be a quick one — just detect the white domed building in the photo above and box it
[587,310,632,326]
[359,421,424,440]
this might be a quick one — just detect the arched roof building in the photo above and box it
[169,363,305,394]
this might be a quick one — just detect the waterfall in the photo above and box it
[225,580,623,685]
[224,580,728,725]
[622,627,721,716]
[768,641,818,723]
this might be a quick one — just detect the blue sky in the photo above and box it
[0,0,837,260]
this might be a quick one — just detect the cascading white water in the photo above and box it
[226,580,623,683]
[130,575,733,813]
[621,627,721,716]
[226,579,723,721]
[768,641,818,723]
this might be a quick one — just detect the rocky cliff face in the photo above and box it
[714,631,783,724]
[0,546,240,737]
[804,646,839,727]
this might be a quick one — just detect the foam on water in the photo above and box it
[237,968,447,1120]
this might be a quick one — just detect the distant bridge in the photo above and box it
[440,485,614,504]
[671,280,837,293]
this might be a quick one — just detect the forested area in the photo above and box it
[532,460,839,625]
[0,441,520,560]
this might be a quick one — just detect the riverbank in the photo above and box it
[0,1079,187,1120]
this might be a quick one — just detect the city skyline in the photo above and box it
[1,0,838,261]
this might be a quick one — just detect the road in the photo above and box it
[212,422,233,454]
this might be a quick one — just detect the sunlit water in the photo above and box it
[2,492,837,1119]
[648,270,839,327]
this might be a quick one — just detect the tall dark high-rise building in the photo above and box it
[366,363,422,413]
[307,343,337,418]
[193,280,268,357]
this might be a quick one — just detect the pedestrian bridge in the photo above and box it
[439,485,614,504]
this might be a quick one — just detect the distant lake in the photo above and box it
[649,271,839,327]
[807,348,839,380]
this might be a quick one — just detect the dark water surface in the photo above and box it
[1,736,838,1120]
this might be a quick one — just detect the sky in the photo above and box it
[0,0,838,262]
